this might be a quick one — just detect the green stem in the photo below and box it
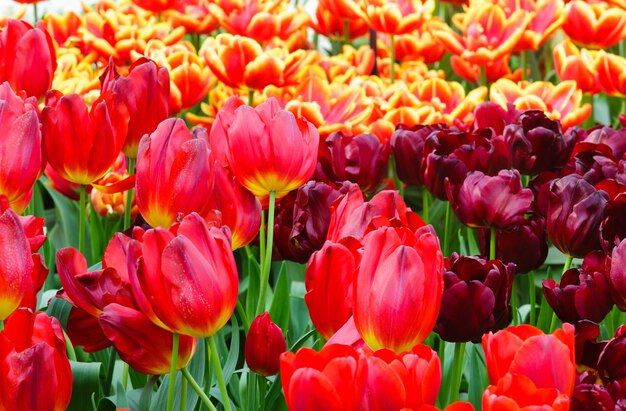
[122,363,129,390]
[389,34,395,84]
[62,330,77,361]
[256,191,276,315]
[180,374,188,411]
[422,187,430,224]
[479,65,487,87]
[529,271,536,326]
[182,368,217,411]
[614,98,626,129]
[166,334,180,411]
[511,278,519,325]
[247,373,257,411]
[204,337,212,397]
[448,342,466,404]
[521,50,528,81]
[33,2,38,23]
[104,348,117,396]
[490,228,497,261]
[258,376,267,411]
[248,89,254,107]
[390,155,404,197]
[123,157,136,230]
[343,19,350,45]
[209,337,232,411]
[79,185,86,256]
[443,201,452,256]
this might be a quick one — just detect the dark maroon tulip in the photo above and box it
[502,110,575,175]
[472,102,519,135]
[598,326,626,382]
[273,180,350,263]
[571,384,615,411]
[563,143,617,186]
[543,251,613,323]
[245,312,287,376]
[547,175,609,258]
[434,253,514,343]
[446,169,533,230]
[608,238,626,311]
[390,124,429,186]
[601,193,626,252]
[318,131,390,193]
[575,320,607,370]
[478,215,548,274]
[584,126,626,160]
[421,126,472,200]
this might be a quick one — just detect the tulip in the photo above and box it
[0,82,44,213]
[0,19,56,99]
[206,162,260,250]
[131,0,177,12]
[318,131,390,194]
[129,213,238,337]
[44,164,80,201]
[311,5,369,41]
[42,91,129,185]
[435,254,514,343]
[563,0,626,49]
[0,309,72,411]
[597,325,626,382]
[546,175,608,258]
[354,225,443,353]
[446,170,533,231]
[91,172,135,219]
[162,0,216,35]
[483,373,570,411]
[0,208,34,320]
[100,58,170,158]
[608,238,626,311]
[305,240,359,340]
[61,303,112,353]
[39,11,82,48]
[213,97,319,203]
[483,323,576,396]
[553,40,600,94]
[506,0,566,52]
[543,251,613,323]
[318,0,363,20]
[99,303,197,375]
[390,124,429,187]
[135,118,214,229]
[361,0,435,35]
[571,384,615,411]
[245,312,287,377]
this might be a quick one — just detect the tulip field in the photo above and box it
[3,0,626,410]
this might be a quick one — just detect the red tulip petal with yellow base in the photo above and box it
[353,225,443,353]
[312,5,369,40]
[42,91,129,186]
[563,0,626,49]
[483,373,570,411]
[99,303,197,375]
[0,209,32,321]
[362,0,435,35]
[39,11,83,48]
[200,34,263,90]
[553,40,600,94]
[129,213,239,337]
[594,50,626,97]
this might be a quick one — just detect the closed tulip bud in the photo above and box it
[390,124,430,187]
[42,91,129,185]
[0,20,56,99]
[0,82,44,214]
[245,313,287,376]
[446,170,533,230]
[135,118,214,228]
[483,324,576,397]
[206,162,260,250]
[129,213,238,337]
[0,309,72,411]
[214,97,319,204]
[0,208,34,320]
[319,131,390,194]
[101,58,170,158]
[483,373,570,411]
[99,303,197,375]
[305,240,359,340]
[543,251,613,323]
[354,225,443,353]
[435,254,514,343]
[547,175,609,258]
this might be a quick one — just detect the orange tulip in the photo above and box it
[382,19,446,64]
[319,45,375,82]
[450,54,521,84]
[483,373,570,411]
[311,4,369,40]
[553,40,600,94]
[52,48,101,100]
[594,50,626,97]
[563,0,626,49]
[162,0,216,35]
[132,0,177,12]
[361,0,435,35]
[91,172,136,219]
[42,91,129,185]
[318,0,364,20]
[430,3,532,65]
[137,40,215,114]
[39,11,83,48]
[489,79,591,129]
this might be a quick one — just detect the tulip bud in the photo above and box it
[390,124,429,186]
[245,313,287,376]
[435,254,514,343]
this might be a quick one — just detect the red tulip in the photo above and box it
[135,119,214,229]
[482,324,576,397]
[0,208,34,320]
[353,225,443,353]
[129,213,238,337]
[483,373,570,411]
[211,97,319,204]
[0,309,72,411]
[245,312,287,376]
[206,162,260,250]
[100,58,170,158]
[42,91,129,185]
[0,19,56,99]
[0,82,44,213]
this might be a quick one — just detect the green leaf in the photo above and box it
[269,262,290,333]
[47,296,73,329]
[467,344,488,410]
[222,315,240,385]
[67,361,102,411]
[244,247,261,321]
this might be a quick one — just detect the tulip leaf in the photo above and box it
[269,262,290,334]
[222,315,240,385]
[287,281,310,345]
[244,247,261,321]
[68,361,103,411]
[467,344,488,410]
[47,295,73,329]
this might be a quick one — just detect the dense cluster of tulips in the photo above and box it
[4,0,626,409]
